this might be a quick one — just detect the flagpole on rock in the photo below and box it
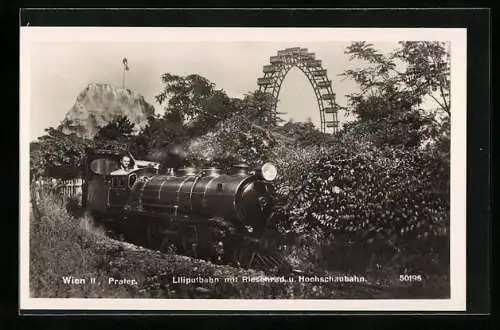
[122,58,129,89]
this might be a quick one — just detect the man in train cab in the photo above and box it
[120,155,134,171]
[111,155,136,175]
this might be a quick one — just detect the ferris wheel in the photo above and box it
[257,47,339,134]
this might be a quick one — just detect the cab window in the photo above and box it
[111,176,127,188]
[90,158,120,175]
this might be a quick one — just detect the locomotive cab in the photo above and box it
[82,148,159,216]
[107,170,137,208]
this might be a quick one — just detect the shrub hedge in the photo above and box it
[274,141,449,276]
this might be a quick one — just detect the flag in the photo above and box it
[122,58,130,71]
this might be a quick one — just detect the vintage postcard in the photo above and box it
[20,26,467,312]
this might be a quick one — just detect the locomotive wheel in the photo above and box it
[146,225,166,251]
[232,246,254,268]
[159,234,177,254]
[159,236,170,253]
[103,219,125,241]
[145,226,158,249]
[181,225,199,259]
[146,225,180,254]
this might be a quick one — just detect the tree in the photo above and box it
[233,90,276,127]
[88,115,138,158]
[155,73,238,135]
[187,90,279,168]
[395,41,450,116]
[340,96,433,148]
[34,127,95,178]
[274,119,330,146]
[30,141,44,180]
[341,41,450,148]
[94,115,135,141]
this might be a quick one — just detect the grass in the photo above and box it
[30,192,133,298]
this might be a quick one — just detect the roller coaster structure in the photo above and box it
[257,47,339,134]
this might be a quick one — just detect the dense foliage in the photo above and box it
[30,128,94,179]
[94,115,135,141]
[341,41,450,149]
[275,141,449,274]
[186,91,278,168]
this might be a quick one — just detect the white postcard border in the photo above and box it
[20,27,467,311]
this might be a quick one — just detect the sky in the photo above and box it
[23,28,455,140]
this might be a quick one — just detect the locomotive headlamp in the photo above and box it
[261,163,277,181]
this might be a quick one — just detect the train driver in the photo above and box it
[111,155,136,175]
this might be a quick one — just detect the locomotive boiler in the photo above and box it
[82,148,283,270]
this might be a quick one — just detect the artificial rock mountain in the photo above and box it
[59,83,155,138]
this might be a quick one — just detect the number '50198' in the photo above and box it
[399,275,422,282]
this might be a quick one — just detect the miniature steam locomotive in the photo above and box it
[81,148,284,270]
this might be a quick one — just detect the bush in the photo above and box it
[29,191,135,298]
[268,143,324,202]
[277,142,449,276]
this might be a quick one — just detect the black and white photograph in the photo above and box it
[20,26,467,311]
